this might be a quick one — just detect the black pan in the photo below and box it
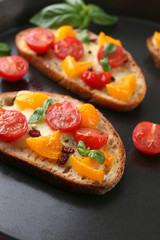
[0,1,160,240]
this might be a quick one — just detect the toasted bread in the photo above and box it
[146,35,160,69]
[15,27,146,112]
[0,91,125,195]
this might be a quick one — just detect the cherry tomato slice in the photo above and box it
[25,28,55,54]
[81,71,112,89]
[97,45,127,68]
[0,109,28,142]
[0,56,29,82]
[45,101,82,132]
[132,121,160,154]
[74,127,109,150]
[54,37,84,60]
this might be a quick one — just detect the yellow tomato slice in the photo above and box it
[106,74,136,101]
[101,149,115,171]
[153,31,160,47]
[98,32,122,47]
[61,56,93,78]
[14,92,49,109]
[26,131,62,160]
[55,25,75,42]
[69,155,104,181]
[77,104,99,128]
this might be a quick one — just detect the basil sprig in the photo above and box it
[30,0,117,29]
[78,29,90,44]
[77,141,105,164]
[0,42,10,57]
[104,43,116,56]
[100,57,111,72]
[28,99,54,124]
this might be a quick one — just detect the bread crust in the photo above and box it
[146,36,160,69]
[0,91,126,195]
[15,28,146,112]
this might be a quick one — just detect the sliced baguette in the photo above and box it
[0,91,125,195]
[146,36,160,69]
[15,28,146,112]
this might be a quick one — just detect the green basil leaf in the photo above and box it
[104,43,116,56]
[42,99,54,110]
[0,42,10,57]
[88,150,105,164]
[88,4,118,26]
[65,0,85,7]
[78,29,90,44]
[78,140,86,150]
[78,148,88,156]
[100,57,111,72]
[28,107,46,124]
[30,3,83,28]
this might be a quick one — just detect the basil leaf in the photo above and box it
[78,140,86,150]
[88,150,105,164]
[28,107,46,124]
[42,99,54,110]
[0,42,10,57]
[30,1,117,29]
[104,43,116,56]
[88,4,118,26]
[100,57,111,72]
[78,29,90,44]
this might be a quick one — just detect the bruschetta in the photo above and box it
[15,26,147,111]
[147,31,160,69]
[0,91,125,194]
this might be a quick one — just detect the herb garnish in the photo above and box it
[77,140,105,164]
[28,99,54,124]
[100,57,111,72]
[78,29,90,44]
[29,0,118,29]
[0,42,10,57]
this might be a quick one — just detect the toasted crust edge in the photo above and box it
[0,91,126,195]
[15,28,146,112]
[146,36,160,69]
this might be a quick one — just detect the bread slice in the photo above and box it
[146,36,160,69]
[15,28,146,112]
[0,91,125,195]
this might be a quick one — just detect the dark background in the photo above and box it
[0,1,160,240]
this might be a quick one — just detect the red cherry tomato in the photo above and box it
[0,109,28,142]
[97,45,127,68]
[25,28,55,54]
[74,127,109,150]
[45,101,82,132]
[0,56,29,82]
[81,71,112,89]
[132,121,160,154]
[54,37,84,60]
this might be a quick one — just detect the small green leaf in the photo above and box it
[42,99,54,110]
[104,43,116,56]
[28,107,46,124]
[100,57,111,72]
[78,140,86,150]
[88,4,118,26]
[88,150,105,164]
[78,29,90,44]
[0,42,10,57]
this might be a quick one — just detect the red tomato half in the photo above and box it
[0,56,29,82]
[74,127,109,150]
[132,121,160,154]
[45,101,82,132]
[54,37,84,60]
[25,28,55,54]
[97,45,127,68]
[0,109,28,142]
[81,71,112,89]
